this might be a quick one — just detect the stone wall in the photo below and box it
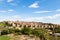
[7,21,59,29]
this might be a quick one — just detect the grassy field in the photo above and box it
[0,36,10,40]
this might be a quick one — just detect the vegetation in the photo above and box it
[0,36,10,40]
[21,27,32,35]
[0,27,55,40]
[0,21,60,40]
[56,26,60,33]
[0,21,9,27]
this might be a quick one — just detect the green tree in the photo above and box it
[32,28,53,40]
[1,30,9,35]
[56,26,60,33]
[21,27,32,35]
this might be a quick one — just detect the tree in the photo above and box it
[32,28,53,40]
[56,26,60,33]
[21,27,32,35]
[1,30,9,35]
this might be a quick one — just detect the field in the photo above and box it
[0,36,10,40]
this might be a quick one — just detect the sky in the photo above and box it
[0,0,60,24]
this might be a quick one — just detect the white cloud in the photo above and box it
[47,14,60,19]
[0,14,60,24]
[24,17,44,22]
[33,9,60,14]
[56,9,60,12]
[8,15,21,21]
[7,0,18,6]
[0,10,7,13]
[0,9,14,13]
[0,15,21,21]
[33,11,51,13]
[8,9,14,12]
[28,2,39,8]
[7,0,13,2]
[2,14,60,21]
[23,14,60,22]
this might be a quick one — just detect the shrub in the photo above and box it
[21,27,32,35]
[1,30,9,35]
[56,26,60,33]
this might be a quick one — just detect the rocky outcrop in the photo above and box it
[7,34,40,40]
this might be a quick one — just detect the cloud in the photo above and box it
[47,14,60,19]
[0,10,7,13]
[24,17,44,22]
[33,9,60,14]
[33,11,51,13]
[7,0,13,2]
[23,14,60,22]
[7,0,18,6]
[28,2,39,8]
[0,15,21,21]
[0,9,14,13]
[0,14,60,24]
[56,9,60,12]
[8,9,14,12]
[8,15,21,21]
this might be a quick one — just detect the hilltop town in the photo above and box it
[7,21,60,29]
[0,21,60,40]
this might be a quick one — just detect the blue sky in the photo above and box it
[0,0,60,24]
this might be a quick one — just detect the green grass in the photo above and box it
[0,36,10,40]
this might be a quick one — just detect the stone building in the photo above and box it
[7,21,59,29]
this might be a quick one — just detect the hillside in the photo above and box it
[0,21,60,40]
